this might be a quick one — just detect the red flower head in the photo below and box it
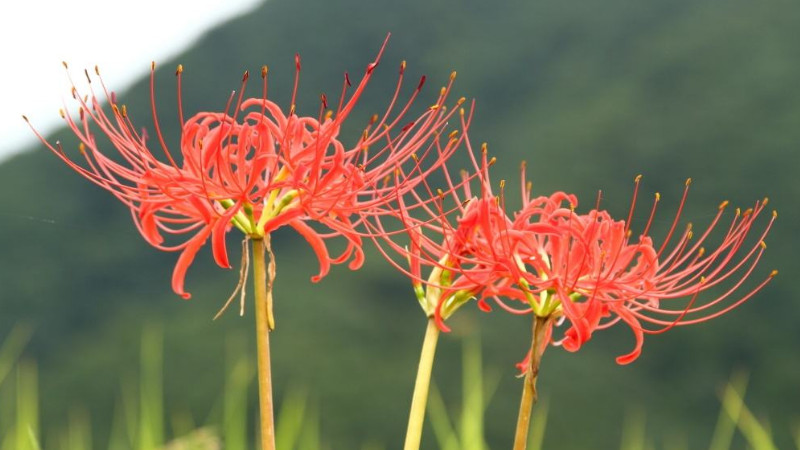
[497,174,777,367]
[365,141,538,329]
[26,36,469,300]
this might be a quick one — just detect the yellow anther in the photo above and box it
[500,180,506,189]
[526,181,532,192]
[772,210,778,218]
[481,143,488,154]
[62,61,69,69]
[176,64,183,75]
[735,207,741,216]
[685,178,692,186]
[448,130,458,139]
[687,231,693,240]
[762,197,769,206]
[78,143,86,155]
[111,104,119,115]
[121,105,127,118]
[437,188,444,197]
[760,241,767,249]
[743,208,753,217]
[289,104,296,115]
[697,247,705,257]
[457,97,465,105]
[718,200,729,210]
[635,174,642,183]
[151,61,156,71]
[59,109,65,118]
[488,157,497,166]
[700,276,706,284]
[655,192,660,201]
[459,108,465,117]
[411,153,419,162]
[95,65,101,75]
[450,71,457,80]
[401,60,407,71]
[324,110,333,120]
[626,229,632,238]
[770,270,778,277]
[261,65,268,78]
[429,104,440,110]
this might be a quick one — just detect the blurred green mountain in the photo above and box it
[1,0,798,447]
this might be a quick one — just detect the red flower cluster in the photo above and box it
[506,176,776,365]
[371,155,777,365]
[27,37,469,299]
[365,141,512,325]
[29,37,776,366]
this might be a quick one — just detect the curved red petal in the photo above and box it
[171,227,212,299]
[289,220,331,283]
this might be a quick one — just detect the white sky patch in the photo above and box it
[0,0,261,162]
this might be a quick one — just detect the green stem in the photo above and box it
[404,317,441,450]
[253,237,276,450]
[513,315,551,450]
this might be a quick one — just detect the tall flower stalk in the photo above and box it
[513,314,551,449]
[252,236,276,448]
[26,36,470,449]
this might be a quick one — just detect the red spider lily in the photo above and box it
[362,137,491,319]
[25,36,470,300]
[364,142,558,329]
[499,175,777,366]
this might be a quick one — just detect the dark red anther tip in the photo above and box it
[344,72,352,87]
[320,93,328,109]
[295,54,301,71]
[401,121,415,132]
[417,75,427,90]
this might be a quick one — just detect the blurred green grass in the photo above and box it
[3,326,796,449]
